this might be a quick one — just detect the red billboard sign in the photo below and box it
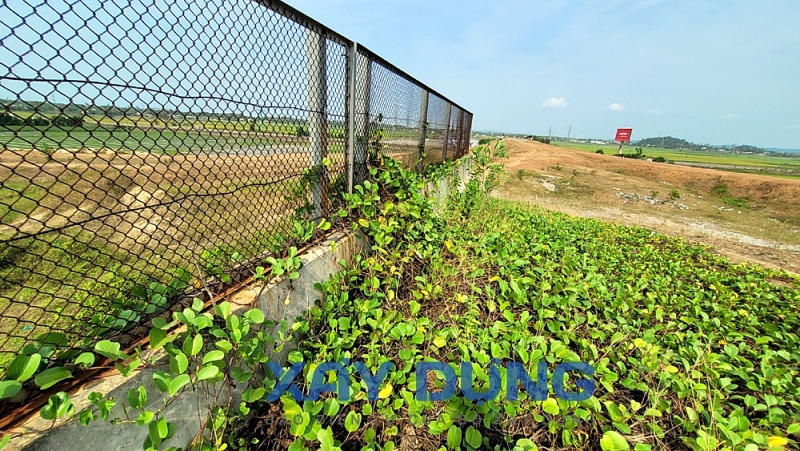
[615,128,633,142]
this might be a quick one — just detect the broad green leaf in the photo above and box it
[288,438,308,451]
[215,340,233,352]
[189,334,203,357]
[542,398,560,415]
[214,302,231,320]
[345,411,361,433]
[515,438,538,451]
[156,418,168,439]
[288,351,304,364]
[34,367,72,389]
[153,372,171,393]
[136,410,155,426]
[600,431,630,451]
[465,426,482,448]
[202,350,225,364]
[323,399,340,417]
[127,386,148,410]
[6,353,41,382]
[149,328,170,350]
[447,425,463,449]
[242,387,266,403]
[74,352,95,368]
[192,298,204,311]
[245,309,265,324]
[95,340,125,361]
[168,374,190,396]
[79,410,95,426]
[317,427,334,450]
[195,365,219,381]
[39,392,74,420]
[169,352,189,374]
[0,381,22,400]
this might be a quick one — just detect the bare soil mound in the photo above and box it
[504,139,800,206]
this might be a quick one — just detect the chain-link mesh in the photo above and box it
[0,0,472,378]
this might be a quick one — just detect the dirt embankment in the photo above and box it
[497,139,800,274]
[503,140,800,206]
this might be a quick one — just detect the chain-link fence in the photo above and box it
[0,0,472,377]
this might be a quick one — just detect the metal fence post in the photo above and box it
[354,54,371,185]
[417,90,429,172]
[346,42,357,194]
[467,113,474,152]
[455,109,465,157]
[442,103,452,161]
[306,27,328,218]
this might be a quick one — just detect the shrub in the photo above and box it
[653,156,667,163]
[478,138,493,145]
[711,182,730,197]
[51,115,85,127]
[670,188,681,200]
[0,112,23,126]
[295,125,310,137]
[595,149,604,154]
[27,115,50,127]
[723,196,749,208]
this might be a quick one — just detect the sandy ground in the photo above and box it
[496,139,800,274]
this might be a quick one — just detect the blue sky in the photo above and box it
[285,0,800,148]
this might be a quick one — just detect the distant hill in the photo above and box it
[636,136,694,149]
[636,136,765,153]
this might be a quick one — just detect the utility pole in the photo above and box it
[548,127,552,140]
[567,124,572,142]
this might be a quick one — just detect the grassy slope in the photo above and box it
[289,163,800,450]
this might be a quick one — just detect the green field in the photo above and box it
[0,125,352,154]
[0,125,282,153]
[10,111,313,135]
[553,141,800,171]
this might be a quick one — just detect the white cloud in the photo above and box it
[542,97,568,108]
[725,113,740,119]
[608,103,624,112]
[647,108,664,114]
